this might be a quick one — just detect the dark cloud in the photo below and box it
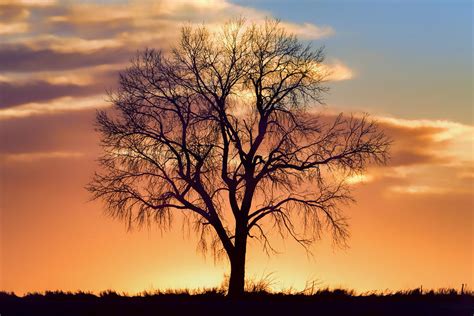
[0,70,119,108]
[47,18,135,40]
[0,4,28,22]
[0,81,96,108]
[311,114,454,167]
[0,44,132,72]
[0,107,454,166]
[389,149,449,166]
[379,122,451,167]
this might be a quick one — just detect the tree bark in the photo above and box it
[227,223,247,298]
[227,247,246,297]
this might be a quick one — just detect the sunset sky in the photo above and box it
[1,0,472,295]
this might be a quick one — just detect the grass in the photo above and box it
[1,286,472,316]
[1,287,471,299]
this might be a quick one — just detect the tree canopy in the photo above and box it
[88,19,390,297]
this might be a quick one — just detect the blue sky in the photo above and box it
[233,0,472,123]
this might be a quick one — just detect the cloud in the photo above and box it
[299,111,473,198]
[0,1,31,34]
[0,0,56,36]
[2,0,56,6]
[0,44,133,72]
[378,116,473,142]
[389,185,451,195]
[14,35,124,53]
[1,0,336,63]
[321,61,355,82]
[0,95,109,120]
[1,151,84,163]
[346,174,374,185]
[0,66,119,107]
[282,22,335,40]
[0,81,104,108]
[0,22,29,34]
[360,117,474,197]
[379,116,474,165]
[0,3,29,22]
[1,64,121,85]
[388,149,448,167]
[0,0,343,122]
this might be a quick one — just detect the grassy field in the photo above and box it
[1,288,472,316]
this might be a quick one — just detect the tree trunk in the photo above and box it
[227,246,246,298]
[227,223,247,298]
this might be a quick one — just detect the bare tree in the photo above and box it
[88,19,390,297]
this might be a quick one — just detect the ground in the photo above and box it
[1,289,473,316]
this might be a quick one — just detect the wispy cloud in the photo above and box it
[282,22,335,40]
[0,64,121,85]
[4,0,56,6]
[378,116,474,164]
[389,185,452,195]
[321,61,355,82]
[14,35,124,53]
[0,0,342,120]
[0,95,109,119]
[0,21,28,34]
[357,116,474,197]
[346,173,374,185]
[0,44,133,72]
[0,81,103,108]
[1,151,84,162]
[3,0,470,201]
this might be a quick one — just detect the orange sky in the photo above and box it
[0,0,472,295]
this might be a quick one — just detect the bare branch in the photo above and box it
[88,19,390,293]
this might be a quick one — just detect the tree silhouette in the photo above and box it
[88,19,390,297]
